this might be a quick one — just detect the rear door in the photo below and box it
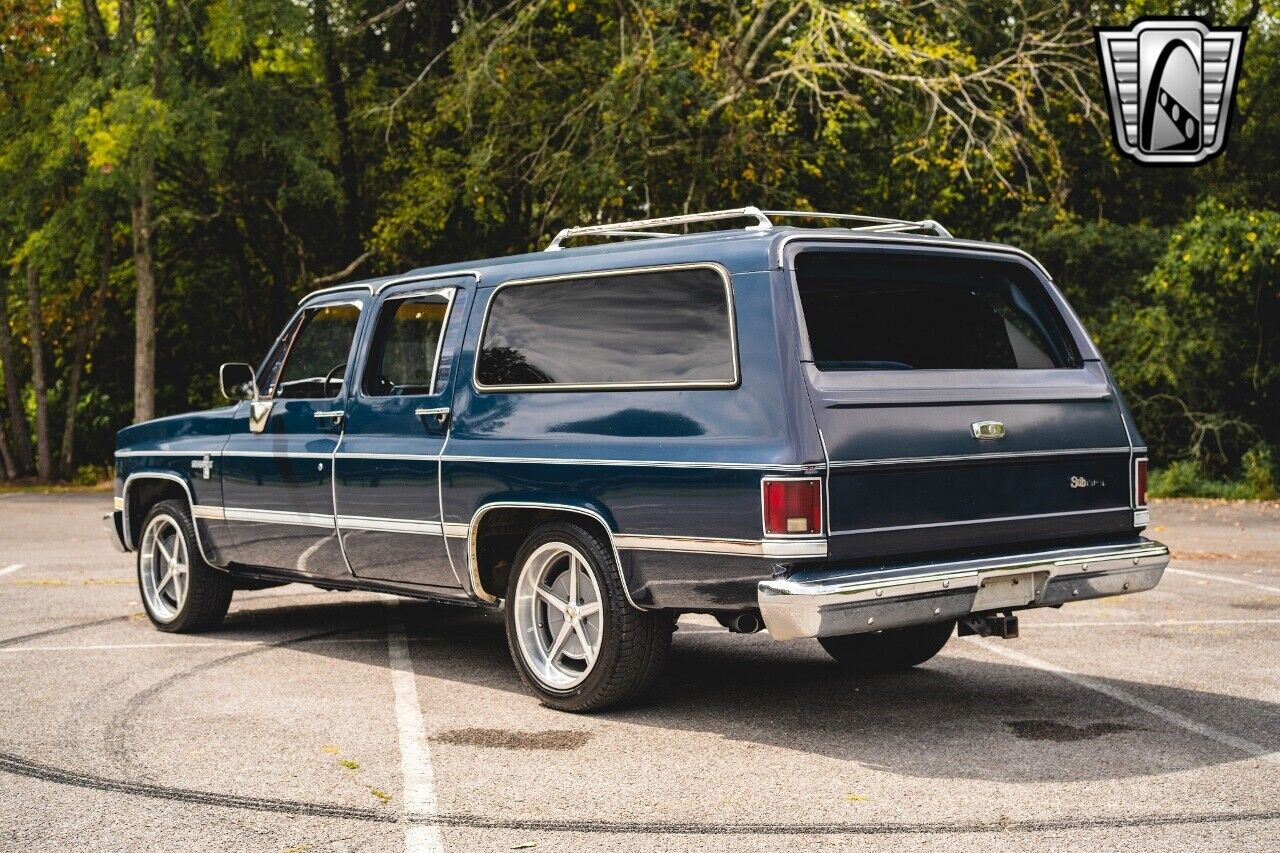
[788,244,1136,560]
[332,279,471,591]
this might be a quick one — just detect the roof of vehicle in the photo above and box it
[300,222,1051,305]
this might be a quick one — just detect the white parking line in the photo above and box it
[1029,618,1280,628]
[970,639,1280,766]
[0,637,388,653]
[1167,567,1280,596]
[0,564,24,576]
[387,601,445,853]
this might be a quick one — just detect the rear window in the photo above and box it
[794,251,1079,371]
[476,266,737,389]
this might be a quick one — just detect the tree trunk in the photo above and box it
[0,272,33,475]
[0,419,16,480]
[314,0,362,257]
[60,226,114,477]
[24,264,53,481]
[132,156,157,423]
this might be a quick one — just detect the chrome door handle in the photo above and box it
[414,407,450,426]
[314,410,345,423]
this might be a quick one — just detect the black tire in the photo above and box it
[504,522,673,712]
[137,499,234,633]
[819,620,955,673]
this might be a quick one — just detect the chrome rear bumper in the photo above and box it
[758,539,1169,641]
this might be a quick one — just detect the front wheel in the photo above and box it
[819,620,955,673]
[505,522,672,712]
[137,499,233,633]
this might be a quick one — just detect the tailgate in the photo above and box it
[811,363,1135,559]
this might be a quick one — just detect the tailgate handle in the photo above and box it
[971,421,1005,440]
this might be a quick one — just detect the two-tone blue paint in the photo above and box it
[112,225,1149,613]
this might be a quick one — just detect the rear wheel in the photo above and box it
[505,522,672,712]
[137,499,233,633]
[819,620,955,673]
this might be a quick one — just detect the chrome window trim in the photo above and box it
[465,502,644,608]
[120,472,219,565]
[358,286,457,400]
[372,270,481,296]
[297,283,375,305]
[826,447,1132,469]
[471,262,740,393]
[830,505,1128,537]
[759,475,825,538]
[775,233,1054,280]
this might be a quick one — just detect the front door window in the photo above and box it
[270,303,363,399]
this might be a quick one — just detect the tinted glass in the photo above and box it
[794,252,1078,371]
[274,303,362,398]
[476,268,736,388]
[363,296,449,396]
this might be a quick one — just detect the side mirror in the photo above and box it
[220,363,259,402]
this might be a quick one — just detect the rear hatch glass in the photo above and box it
[796,251,1080,371]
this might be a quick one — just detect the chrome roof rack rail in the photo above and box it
[544,206,949,251]
[545,207,772,251]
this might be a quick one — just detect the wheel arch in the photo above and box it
[466,500,643,609]
[121,472,217,564]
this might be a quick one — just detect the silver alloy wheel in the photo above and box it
[512,541,605,690]
[139,513,190,623]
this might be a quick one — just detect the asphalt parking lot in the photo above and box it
[1,493,1278,852]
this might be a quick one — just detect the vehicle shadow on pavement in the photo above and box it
[212,595,1280,784]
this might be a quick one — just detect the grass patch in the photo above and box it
[337,758,360,770]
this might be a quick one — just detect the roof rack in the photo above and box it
[544,206,951,251]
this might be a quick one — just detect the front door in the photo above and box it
[333,282,466,592]
[221,296,365,578]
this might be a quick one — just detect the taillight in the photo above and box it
[763,478,822,535]
[1135,457,1148,508]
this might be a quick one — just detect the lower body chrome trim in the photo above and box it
[758,539,1170,641]
[222,507,334,528]
[614,533,826,559]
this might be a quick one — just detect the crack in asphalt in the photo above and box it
[3,749,1280,835]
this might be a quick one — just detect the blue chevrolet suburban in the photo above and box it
[106,208,1169,711]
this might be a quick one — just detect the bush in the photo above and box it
[1148,445,1278,500]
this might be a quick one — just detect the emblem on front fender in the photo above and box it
[971,421,1005,440]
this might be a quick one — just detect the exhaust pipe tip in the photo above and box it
[717,611,763,634]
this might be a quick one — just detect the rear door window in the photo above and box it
[476,266,737,389]
[794,251,1078,371]
[362,293,452,397]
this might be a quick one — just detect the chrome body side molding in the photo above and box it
[758,539,1170,641]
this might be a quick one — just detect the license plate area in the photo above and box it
[972,571,1046,612]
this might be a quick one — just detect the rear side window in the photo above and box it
[476,266,737,389]
[794,251,1079,371]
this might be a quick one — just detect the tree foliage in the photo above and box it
[0,0,1277,482]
